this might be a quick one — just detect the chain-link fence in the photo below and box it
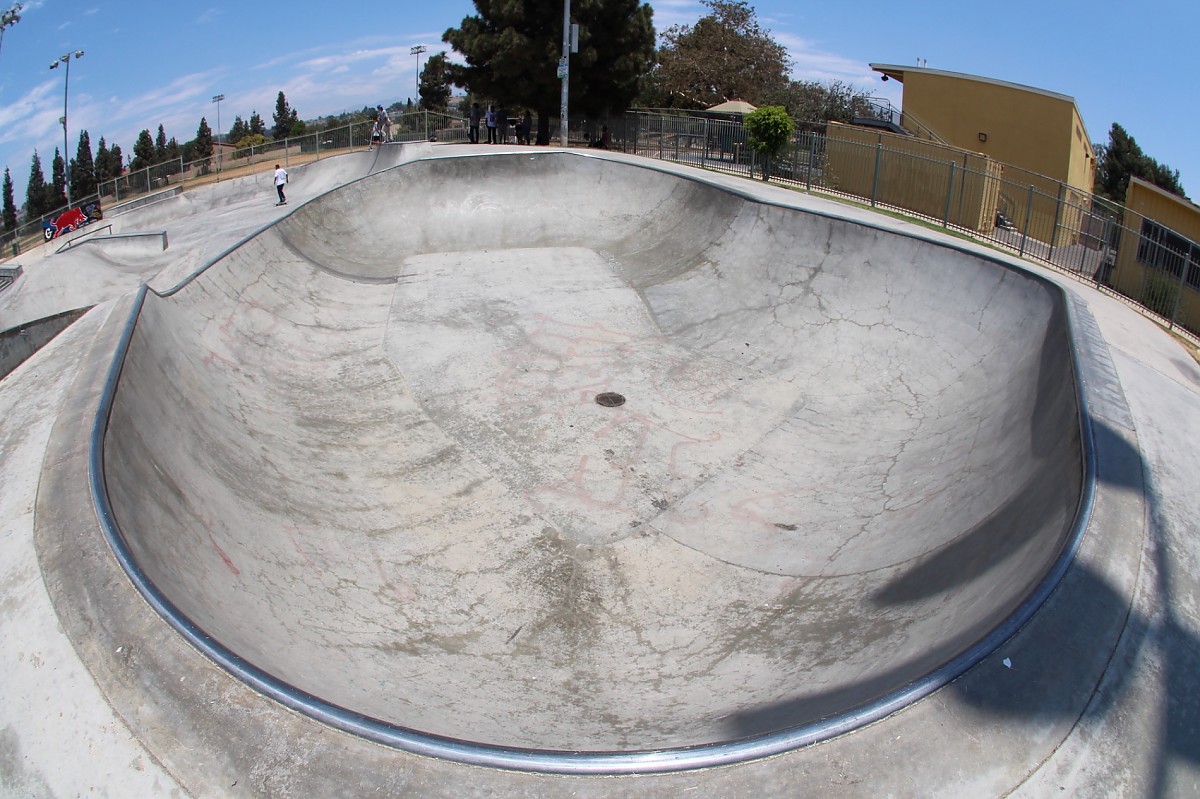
[8,107,1196,340]
[607,110,1200,339]
[0,111,469,259]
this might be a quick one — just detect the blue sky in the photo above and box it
[0,0,1194,204]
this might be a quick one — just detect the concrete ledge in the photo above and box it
[0,307,90,378]
[0,264,20,293]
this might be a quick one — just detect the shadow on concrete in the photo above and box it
[953,417,1200,796]
[727,296,1084,743]
[730,415,1200,797]
[873,299,1079,607]
[870,466,1072,607]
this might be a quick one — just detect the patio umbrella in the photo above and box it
[706,99,758,115]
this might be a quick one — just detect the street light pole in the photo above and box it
[49,49,84,208]
[0,3,23,63]
[410,45,427,140]
[212,94,224,181]
[410,45,426,107]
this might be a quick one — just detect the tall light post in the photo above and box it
[410,45,427,140]
[0,3,23,62]
[558,0,577,147]
[212,94,224,181]
[49,49,84,207]
[410,45,426,107]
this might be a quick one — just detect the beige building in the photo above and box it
[1112,177,1200,331]
[867,65,1096,246]
[869,64,1095,192]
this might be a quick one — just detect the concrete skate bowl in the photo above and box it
[95,151,1090,773]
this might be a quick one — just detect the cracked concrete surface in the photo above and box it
[97,151,1080,753]
[3,145,1198,796]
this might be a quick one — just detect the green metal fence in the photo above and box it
[7,107,1196,340]
[613,111,1199,338]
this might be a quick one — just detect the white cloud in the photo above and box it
[0,79,67,157]
[297,46,407,73]
[121,69,223,118]
[648,0,704,30]
[773,32,882,92]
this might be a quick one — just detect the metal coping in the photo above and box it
[85,154,1099,775]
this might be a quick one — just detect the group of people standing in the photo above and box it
[369,105,392,149]
[469,103,534,145]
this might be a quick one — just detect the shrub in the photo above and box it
[744,106,795,181]
[233,134,271,159]
[1140,269,1180,320]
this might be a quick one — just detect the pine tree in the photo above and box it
[2,167,17,232]
[154,124,168,164]
[110,143,124,175]
[249,111,266,136]
[165,136,181,172]
[95,137,114,183]
[71,129,97,200]
[272,91,295,140]
[131,129,155,171]
[25,150,46,218]
[419,52,453,111]
[444,0,655,143]
[193,117,214,174]
[1094,122,1187,201]
[45,148,68,211]
[228,115,248,144]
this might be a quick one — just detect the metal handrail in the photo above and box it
[55,223,112,253]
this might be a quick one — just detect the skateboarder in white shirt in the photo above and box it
[273,164,288,205]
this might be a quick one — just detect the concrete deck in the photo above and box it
[1,143,1198,797]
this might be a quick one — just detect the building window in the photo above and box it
[1137,218,1200,290]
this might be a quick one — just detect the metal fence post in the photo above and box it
[1048,182,1066,264]
[870,142,882,208]
[942,161,956,228]
[1168,251,1190,331]
[1077,224,1090,277]
[805,133,813,190]
[1019,184,1035,257]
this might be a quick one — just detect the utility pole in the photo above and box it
[410,45,426,106]
[559,0,570,147]
[212,94,224,181]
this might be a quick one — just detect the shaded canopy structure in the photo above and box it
[706,99,757,115]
